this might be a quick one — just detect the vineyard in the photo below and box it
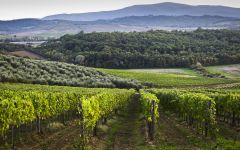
[0,83,240,149]
[1,5,240,149]
[0,83,136,149]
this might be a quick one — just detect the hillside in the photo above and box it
[2,1,240,150]
[98,68,238,88]
[111,15,240,28]
[0,42,31,52]
[43,2,240,21]
[1,15,240,38]
[36,29,240,68]
[0,54,141,88]
[0,19,84,38]
[0,43,45,59]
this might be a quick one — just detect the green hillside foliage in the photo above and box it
[0,43,31,52]
[37,29,240,68]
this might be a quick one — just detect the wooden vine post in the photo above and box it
[93,122,97,136]
[232,111,236,127]
[37,115,41,134]
[149,100,155,141]
[12,102,16,150]
[79,102,85,149]
[102,117,107,124]
[61,111,66,125]
[11,125,14,150]
[205,100,211,137]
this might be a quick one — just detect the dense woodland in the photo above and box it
[0,43,31,52]
[0,54,141,88]
[1,29,240,69]
[36,29,240,68]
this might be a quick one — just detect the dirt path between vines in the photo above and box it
[112,98,145,149]
[19,122,79,150]
[104,95,149,150]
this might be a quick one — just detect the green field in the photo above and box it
[206,64,240,79]
[98,68,239,87]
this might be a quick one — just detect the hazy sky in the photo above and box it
[1,0,240,20]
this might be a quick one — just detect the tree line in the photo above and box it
[38,29,240,68]
[2,29,240,69]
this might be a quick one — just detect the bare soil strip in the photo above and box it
[18,122,79,150]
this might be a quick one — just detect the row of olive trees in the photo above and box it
[0,54,142,88]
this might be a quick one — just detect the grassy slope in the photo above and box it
[206,64,240,79]
[98,68,238,87]
[126,68,196,75]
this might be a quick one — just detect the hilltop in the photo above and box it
[43,2,240,21]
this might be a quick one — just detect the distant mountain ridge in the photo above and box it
[110,15,240,27]
[1,2,240,38]
[43,2,240,21]
[1,15,240,38]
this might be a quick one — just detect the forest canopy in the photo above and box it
[3,29,240,69]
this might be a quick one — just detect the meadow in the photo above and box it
[206,64,240,79]
[98,68,239,87]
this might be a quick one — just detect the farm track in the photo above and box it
[112,97,144,150]
[101,95,147,150]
